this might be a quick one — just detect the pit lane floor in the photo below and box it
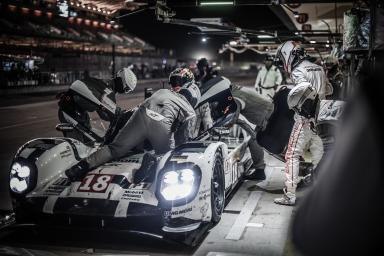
[0,77,300,255]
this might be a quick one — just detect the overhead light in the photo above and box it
[201,37,207,43]
[294,12,299,18]
[200,1,234,6]
[310,40,316,44]
[229,40,237,46]
[326,44,330,48]
[294,32,299,35]
[257,35,273,39]
[327,40,330,43]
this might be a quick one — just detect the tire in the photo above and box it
[210,150,225,224]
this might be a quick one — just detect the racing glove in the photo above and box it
[65,160,90,182]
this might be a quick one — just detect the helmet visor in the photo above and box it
[169,76,183,87]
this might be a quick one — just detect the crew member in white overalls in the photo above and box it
[254,55,283,100]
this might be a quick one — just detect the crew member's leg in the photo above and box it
[274,116,310,205]
[147,119,173,154]
[308,132,323,168]
[86,106,148,168]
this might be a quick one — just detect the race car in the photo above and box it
[8,77,252,246]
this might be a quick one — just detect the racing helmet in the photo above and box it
[275,41,305,74]
[197,58,209,71]
[179,83,201,108]
[115,67,137,94]
[287,84,318,118]
[169,68,195,88]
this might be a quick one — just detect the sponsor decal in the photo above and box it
[306,68,322,72]
[77,174,113,193]
[128,182,150,190]
[163,207,193,217]
[59,146,72,158]
[121,189,144,202]
[118,158,140,163]
[145,108,165,121]
[200,202,209,218]
[44,178,70,195]
[198,188,211,201]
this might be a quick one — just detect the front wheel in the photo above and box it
[211,150,225,224]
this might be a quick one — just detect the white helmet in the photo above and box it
[287,84,318,118]
[275,41,305,73]
[179,82,201,108]
[115,67,137,93]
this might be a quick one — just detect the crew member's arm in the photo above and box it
[174,112,196,145]
[200,103,213,131]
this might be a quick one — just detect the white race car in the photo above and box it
[9,77,252,246]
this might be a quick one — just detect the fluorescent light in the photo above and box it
[201,37,207,42]
[200,1,234,6]
[257,35,273,39]
[310,40,316,44]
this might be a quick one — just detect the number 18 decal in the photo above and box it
[78,174,114,193]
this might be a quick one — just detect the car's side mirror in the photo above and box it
[56,123,74,132]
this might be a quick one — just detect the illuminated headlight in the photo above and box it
[160,169,197,201]
[10,162,32,194]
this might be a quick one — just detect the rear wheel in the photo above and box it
[211,150,225,224]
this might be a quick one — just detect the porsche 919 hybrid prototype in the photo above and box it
[8,77,254,246]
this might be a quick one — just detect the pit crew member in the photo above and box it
[57,68,137,143]
[273,41,330,206]
[255,55,283,100]
[65,68,199,182]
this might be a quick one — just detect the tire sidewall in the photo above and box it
[211,150,225,224]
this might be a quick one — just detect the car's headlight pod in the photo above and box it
[9,159,37,195]
[159,165,201,206]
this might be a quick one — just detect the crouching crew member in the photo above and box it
[65,68,200,181]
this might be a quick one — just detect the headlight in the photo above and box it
[160,168,198,201]
[10,162,33,194]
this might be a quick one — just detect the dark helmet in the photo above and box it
[168,68,195,88]
[265,55,274,62]
[197,58,209,70]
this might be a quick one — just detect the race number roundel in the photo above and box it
[78,174,113,193]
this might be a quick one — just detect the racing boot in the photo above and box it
[133,153,157,184]
[274,188,296,206]
[244,167,266,181]
[65,160,90,182]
